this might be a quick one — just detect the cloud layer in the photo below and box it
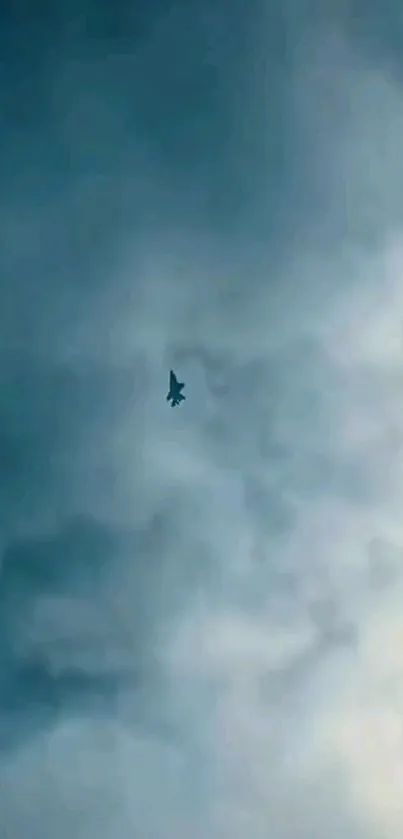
[1,2,403,837]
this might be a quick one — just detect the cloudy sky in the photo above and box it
[2,0,403,836]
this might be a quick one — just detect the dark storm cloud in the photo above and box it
[2,1,403,838]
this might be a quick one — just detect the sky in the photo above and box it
[2,0,403,836]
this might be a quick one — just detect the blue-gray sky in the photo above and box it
[1,1,403,837]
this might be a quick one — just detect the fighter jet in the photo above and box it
[166,369,186,407]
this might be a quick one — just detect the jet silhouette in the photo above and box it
[166,369,186,406]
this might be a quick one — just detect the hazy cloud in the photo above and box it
[1,1,403,837]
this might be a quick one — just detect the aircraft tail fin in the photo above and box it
[170,393,185,406]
